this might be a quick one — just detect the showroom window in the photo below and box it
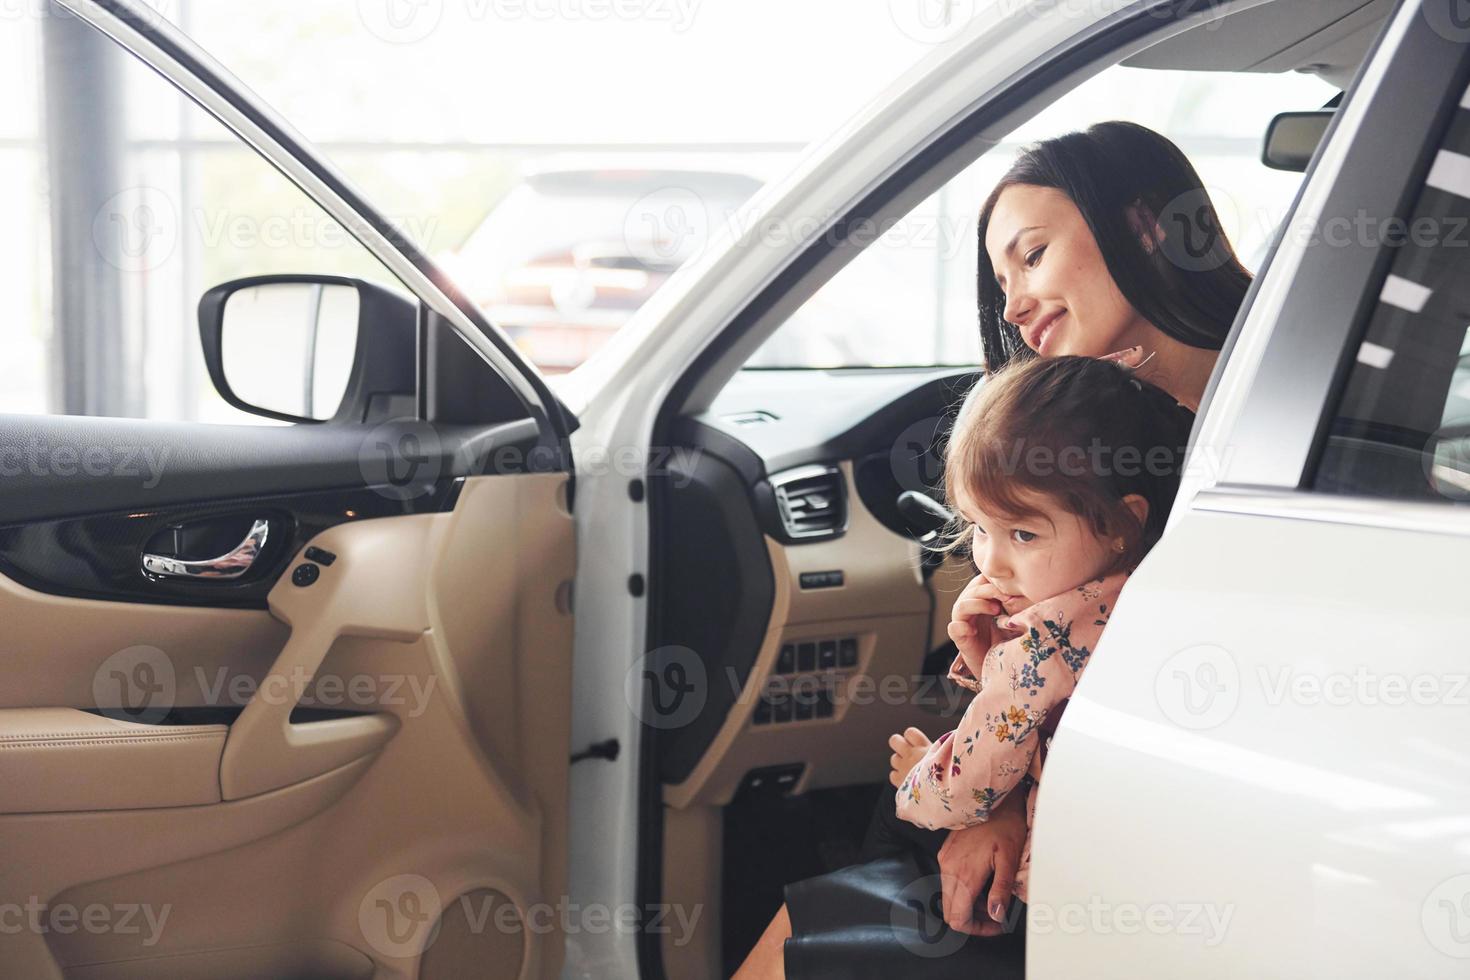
[1,4,401,423]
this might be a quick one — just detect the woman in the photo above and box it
[733,120,1252,979]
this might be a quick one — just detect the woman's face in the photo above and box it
[984,184,1151,358]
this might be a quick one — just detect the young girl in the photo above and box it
[888,353,1196,909]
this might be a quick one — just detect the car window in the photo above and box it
[744,65,1336,369]
[1312,82,1470,502]
[1,7,403,424]
[443,166,768,374]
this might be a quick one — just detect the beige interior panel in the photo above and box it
[0,708,226,813]
[659,805,722,980]
[0,571,287,712]
[663,460,970,810]
[0,473,574,980]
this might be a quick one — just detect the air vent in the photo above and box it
[725,410,779,426]
[770,465,846,541]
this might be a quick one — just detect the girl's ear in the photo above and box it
[1109,494,1151,554]
[1120,493,1150,531]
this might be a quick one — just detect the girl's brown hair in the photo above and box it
[936,355,1197,573]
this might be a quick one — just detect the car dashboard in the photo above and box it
[653,365,982,807]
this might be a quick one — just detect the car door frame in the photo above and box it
[553,0,1319,975]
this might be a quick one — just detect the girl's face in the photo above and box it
[984,184,1152,359]
[952,481,1130,611]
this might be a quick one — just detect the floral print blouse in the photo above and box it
[895,571,1128,904]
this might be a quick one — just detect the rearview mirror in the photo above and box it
[198,275,417,423]
[1262,110,1334,172]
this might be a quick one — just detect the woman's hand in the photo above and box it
[936,788,1028,936]
[887,727,931,788]
[947,573,1011,680]
[1098,344,1148,367]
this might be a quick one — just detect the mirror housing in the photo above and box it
[1262,110,1334,172]
[198,275,417,424]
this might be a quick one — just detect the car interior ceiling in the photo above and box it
[642,2,1389,975]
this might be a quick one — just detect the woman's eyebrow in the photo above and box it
[1002,225,1045,260]
[993,224,1045,287]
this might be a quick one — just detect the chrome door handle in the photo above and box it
[141,519,270,580]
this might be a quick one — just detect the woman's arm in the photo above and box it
[937,787,1029,936]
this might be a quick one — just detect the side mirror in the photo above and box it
[1424,423,1470,502]
[1262,110,1334,173]
[198,275,417,424]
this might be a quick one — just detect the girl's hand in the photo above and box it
[888,727,931,788]
[947,574,1012,679]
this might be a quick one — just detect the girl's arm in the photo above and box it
[898,574,1122,829]
[896,614,1086,829]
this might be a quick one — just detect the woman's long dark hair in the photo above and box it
[977,120,1252,374]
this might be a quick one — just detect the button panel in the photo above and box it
[752,635,860,727]
[798,570,845,589]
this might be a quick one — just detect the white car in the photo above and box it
[1,1,1464,979]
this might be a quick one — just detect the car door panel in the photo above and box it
[1,472,575,979]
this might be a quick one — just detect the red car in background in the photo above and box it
[445,161,770,373]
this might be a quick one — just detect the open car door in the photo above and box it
[0,3,578,978]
